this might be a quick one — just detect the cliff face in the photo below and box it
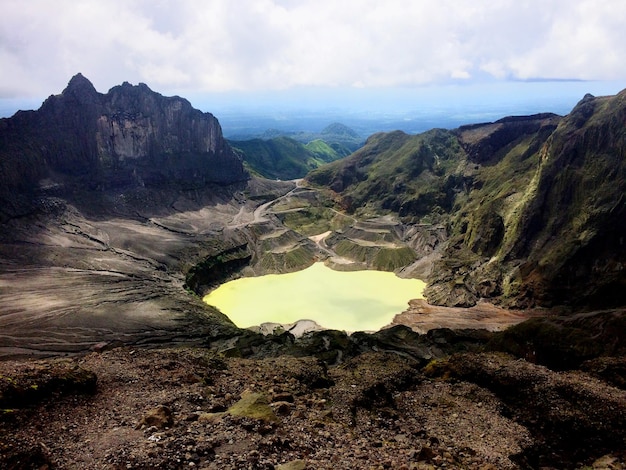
[502,91,626,307]
[0,74,247,207]
[445,93,626,309]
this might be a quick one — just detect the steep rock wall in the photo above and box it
[427,92,626,309]
[502,91,626,307]
[0,74,247,213]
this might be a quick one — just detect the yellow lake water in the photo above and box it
[203,262,426,331]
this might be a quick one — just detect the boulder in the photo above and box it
[227,390,279,423]
[136,405,174,429]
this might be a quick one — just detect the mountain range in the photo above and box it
[2,75,626,313]
[1,74,625,469]
[308,92,626,310]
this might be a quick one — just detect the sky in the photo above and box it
[2,0,626,122]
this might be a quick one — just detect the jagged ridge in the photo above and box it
[0,73,248,218]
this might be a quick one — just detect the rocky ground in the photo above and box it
[0,179,295,359]
[1,344,625,469]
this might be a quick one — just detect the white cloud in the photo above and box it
[1,0,625,98]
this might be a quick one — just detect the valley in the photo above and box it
[0,75,625,468]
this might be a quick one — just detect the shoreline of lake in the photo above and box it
[203,262,426,332]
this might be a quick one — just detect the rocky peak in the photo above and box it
[63,73,99,98]
[0,74,248,209]
[37,73,102,113]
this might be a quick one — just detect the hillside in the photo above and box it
[229,136,348,180]
[307,128,467,219]
[229,122,359,180]
[308,92,626,310]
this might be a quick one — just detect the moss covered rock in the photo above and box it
[228,390,279,422]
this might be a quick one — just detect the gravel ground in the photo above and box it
[1,347,624,469]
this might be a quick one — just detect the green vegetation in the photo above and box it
[258,245,316,273]
[306,129,466,220]
[305,139,351,162]
[276,206,352,236]
[231,137,318,180]
[449,132,545,257]
[228,122,363,180]
[227,391,279,422]
[331,239,416,271]
[373,246,417,271]
[307,110,626,307]
[230,135,349,180]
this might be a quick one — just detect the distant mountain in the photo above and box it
[320,122,361,139]
[228,122,365,152]
[307,90,626,310]
[279,121,363,151]
[229,135,350,180]
[226,121,361,180]
[0,74,247,219]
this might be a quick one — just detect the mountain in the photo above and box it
[227,122,361,180]
[229,135,348,179]
[307,90,626,310]
[495,92,626,308]
[306,127,468,216]
[320,121,361,140]
[304,138,352,162]
[0,73,247,219]
[0,75,263,358]
[1,78,626,469]
[235,122,363,153]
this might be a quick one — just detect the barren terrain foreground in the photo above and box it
[1,344,625,469]
[1,76,626,468]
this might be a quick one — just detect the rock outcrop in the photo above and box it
[0,73,247,219]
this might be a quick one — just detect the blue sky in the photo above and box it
[1,0,626,120]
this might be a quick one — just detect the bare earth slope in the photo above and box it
[0,186,240,358]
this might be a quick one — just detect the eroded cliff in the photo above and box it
[0,73,247,219]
